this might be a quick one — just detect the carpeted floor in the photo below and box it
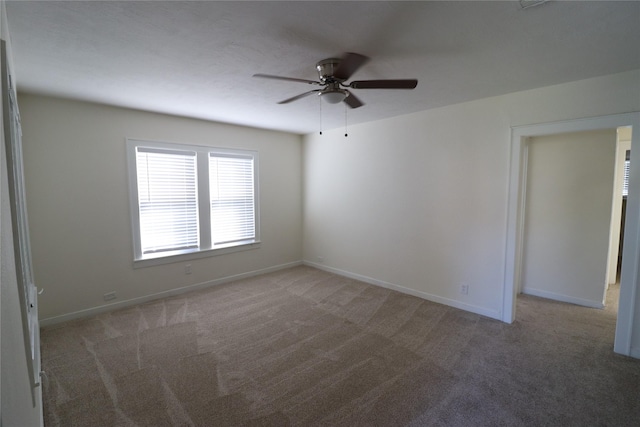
[40,266,640,426]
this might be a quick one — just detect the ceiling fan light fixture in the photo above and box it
[321,89,347,104]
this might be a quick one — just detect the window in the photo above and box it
[209,154,256,245]
[127,139,259,266]
[623,150,630,197]
[136,148,199,254]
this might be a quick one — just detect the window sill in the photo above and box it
[132,241,261,269]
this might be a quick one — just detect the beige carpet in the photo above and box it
[40,266,640,426]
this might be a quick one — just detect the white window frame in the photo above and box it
[126,138,260,268]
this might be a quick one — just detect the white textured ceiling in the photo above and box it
[5,1,640,135]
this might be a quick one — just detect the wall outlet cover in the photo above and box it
[103,291,117,301]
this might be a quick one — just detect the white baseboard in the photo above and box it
[522,287,605,309]
[40,261,303,327]
[303,261,501,320]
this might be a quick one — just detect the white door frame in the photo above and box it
[503,112,640,357]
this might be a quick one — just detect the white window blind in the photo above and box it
[209,154,255,245]
[127,139,259,266]
[136,148,199,254]
[623,150,630,197]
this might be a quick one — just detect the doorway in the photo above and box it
[520,129,617,309]
[606,127,632,290]
[503,113,640,358]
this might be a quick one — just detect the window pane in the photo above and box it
[623,151,630,197]
[209,155,255,245]
[136,149,199,253]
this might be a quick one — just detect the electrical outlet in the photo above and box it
[460,283,469,295]
[185,264,192,275]
[103,291,117,301]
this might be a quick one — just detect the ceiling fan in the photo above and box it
[253,52,418,109]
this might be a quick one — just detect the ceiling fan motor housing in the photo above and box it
[316,58,344,83]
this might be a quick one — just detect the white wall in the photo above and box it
[304,98,511,318]
[521,129,616,308]
[18,94,303,322]
[1,0,43,424]
[303,69,640,321]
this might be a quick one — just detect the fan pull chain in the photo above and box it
[319,95,323,135]
[344,103,348,137]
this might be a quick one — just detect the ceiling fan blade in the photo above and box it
[349,79,418,89]
[253,73,321,85]
[343,91,364,109]
[333,52,370,80]
[278,89,322,104]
